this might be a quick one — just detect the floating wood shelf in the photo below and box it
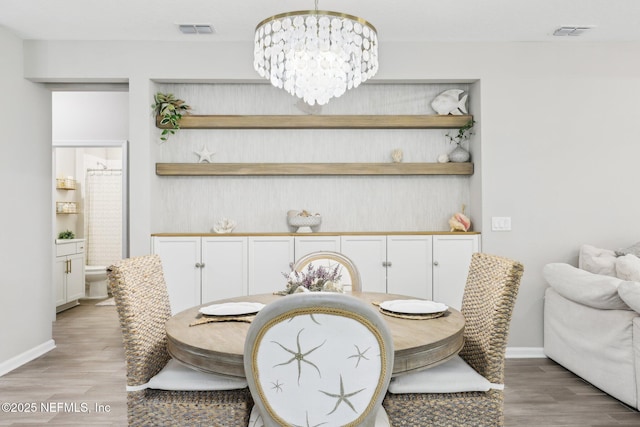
[156,114,473,130]
[156,162,473,176]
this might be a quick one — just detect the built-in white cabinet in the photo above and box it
[55,239,85,312]
[152,233,480,312]
[248,236,294,295]
[152,236,202,314]
[387,235,434,299]
[152,236,248,314]
[340,235,434,297]
[294,235,341,260]
[340,235,388,293]
[341,234,480,307]
[432,234,480,310]
[202,236,248,304]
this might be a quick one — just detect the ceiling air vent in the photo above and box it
[553,26,593,36]
[178,24,215,35]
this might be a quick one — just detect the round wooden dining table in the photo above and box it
[166,291,465,378]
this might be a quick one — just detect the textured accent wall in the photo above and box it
[151,83,472,233]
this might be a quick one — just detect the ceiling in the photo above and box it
[1,0,640,43]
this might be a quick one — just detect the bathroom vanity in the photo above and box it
[55,239,85,312]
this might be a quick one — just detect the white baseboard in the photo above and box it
[505,347,546,358]
[0,339,56,377]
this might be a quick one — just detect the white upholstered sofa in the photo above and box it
[543,244,640,409]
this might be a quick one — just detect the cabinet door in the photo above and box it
[54,257,67,306]
[201,237,248,303]
[152,236,201,314]
[340,236,387,293]
[387,235,433,299]
[248,237,294,295]
[66,253,86,301]
[432,235,480,310]
[294,235,340,260]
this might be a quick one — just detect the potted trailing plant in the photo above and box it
[58,230,75,239]
[152,92,192,142]
[445,118,475,162]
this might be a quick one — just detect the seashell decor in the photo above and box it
[448,204,471,232]
[212,218,237,234]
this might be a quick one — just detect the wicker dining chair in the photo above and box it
[108,254,253,426]
[244,292,393,427]
[293,251,362,292]
[383,252,524,426]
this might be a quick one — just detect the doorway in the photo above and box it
[52,90,129,310]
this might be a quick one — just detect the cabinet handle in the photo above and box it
[195,263,202,268]
[200,263,205,269]
[387,262,392,267]
[68,259,72,273]
[433,261,439,266]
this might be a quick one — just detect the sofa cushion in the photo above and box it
[618,281,640,313]
[616,254,640,282]
[615,241,640,258]
[543,263,629,310]
[578,244,617,277]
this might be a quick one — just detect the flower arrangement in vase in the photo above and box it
[445,118,475,162]
[276,262,343,295]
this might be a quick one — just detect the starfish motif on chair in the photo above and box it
[319,374,365,415]
[271,379,284,392]
[272,328,325,385]
[347,345,370,368]
[292,411,327,427]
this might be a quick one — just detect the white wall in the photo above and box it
[14,39,640,353]
[53,91,128,141]
[0,26,54,370]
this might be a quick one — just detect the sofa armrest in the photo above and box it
[619,282,640,313]
[543,263,630,310]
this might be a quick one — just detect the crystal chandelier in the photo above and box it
[253,1,378,106]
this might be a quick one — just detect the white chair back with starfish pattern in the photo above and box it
[245,292,393,427]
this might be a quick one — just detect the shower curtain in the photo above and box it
[85,169,122,267]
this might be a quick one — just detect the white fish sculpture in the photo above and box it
[431,89,468,115]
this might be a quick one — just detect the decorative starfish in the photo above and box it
[347,345,370,368]
[319,374,365,415]
[292,411,327,427]
[194,146,215,163]
[286,314,319,325]
[271,379,284,392]
[272,328,325,385]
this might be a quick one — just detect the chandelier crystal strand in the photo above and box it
[254,9,378,106]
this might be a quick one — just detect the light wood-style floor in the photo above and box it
[1,300,639,426]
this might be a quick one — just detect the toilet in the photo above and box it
[85,265,109,299]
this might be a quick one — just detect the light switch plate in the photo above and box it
[492,217,512,231]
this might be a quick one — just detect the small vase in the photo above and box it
[449,145,470,163]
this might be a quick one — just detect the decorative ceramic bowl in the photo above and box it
[288,215,321,233]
